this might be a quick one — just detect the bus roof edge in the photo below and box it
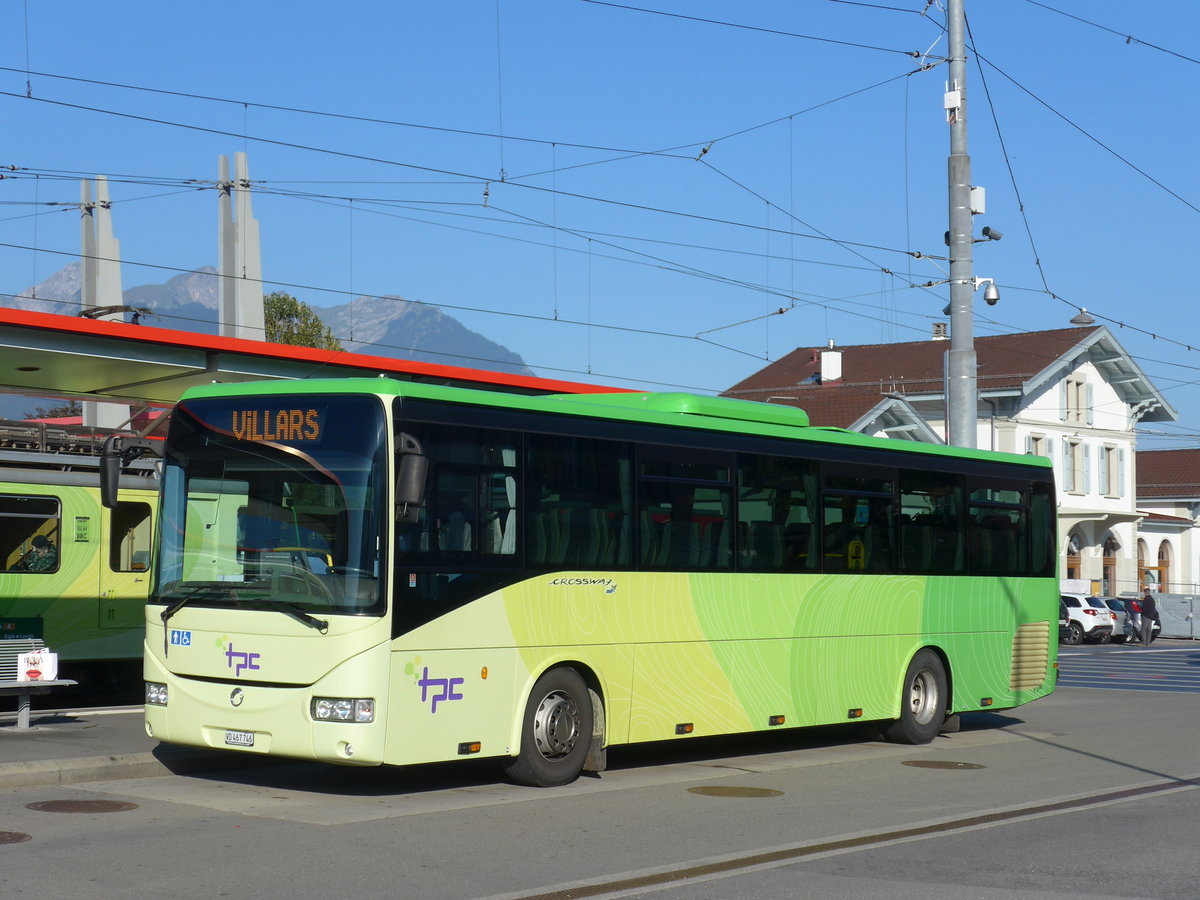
[545,392,811,428]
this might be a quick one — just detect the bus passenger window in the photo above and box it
[479,471,517,556]
[968,485,1029,576]
[822,490,895,573]
[1029,481,1055,577]
[899,471,964,575]
[637,446,732,571]
[435,469,476,553]
[737,455,818,572]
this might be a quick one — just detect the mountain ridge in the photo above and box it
[0,264,533,418]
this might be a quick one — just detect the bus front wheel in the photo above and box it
[504,667,593,787]
[882,650,947,745]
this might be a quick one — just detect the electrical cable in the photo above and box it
[969,54,1200,216]
[0,64,687,159]
[1021,0,1200,66]
[578,0,929,58]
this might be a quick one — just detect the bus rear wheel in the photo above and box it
[504,667,593,787]
[882,650,947,745]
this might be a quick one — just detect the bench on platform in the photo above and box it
[0,639,77,729]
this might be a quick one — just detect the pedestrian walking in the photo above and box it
[1140,589,1160,648]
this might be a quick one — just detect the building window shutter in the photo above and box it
[1119,448,1126,497]
[1099,449,1109,495]
[1063,442,1074,492]
[1085,384,1094,425]
[1025,435,1033,454]
[1060,382,1068,422]
[1083,444,1092,493]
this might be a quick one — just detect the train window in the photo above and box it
[0,494,61,574]
[110,501,153,572]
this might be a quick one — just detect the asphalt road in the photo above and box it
[3,641,1198,899]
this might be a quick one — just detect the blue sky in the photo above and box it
[1,1,1198,445]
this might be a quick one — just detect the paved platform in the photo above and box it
[0,707,261,788]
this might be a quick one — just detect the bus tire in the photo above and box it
[882,649,947,745]
[504,667,593,787]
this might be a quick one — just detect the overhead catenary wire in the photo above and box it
[501,67,932,183]
[1021,0,1200,67]
[2,163,952,276]
[578,0,931,58]
[0,92,939,265]
[968,52,1200,216]
[6,146,1198,378]
[10,158,1200,377]
[0,64,690,160]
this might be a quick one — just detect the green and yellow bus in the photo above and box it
[116,378,1058,786]
[1,419,157,681]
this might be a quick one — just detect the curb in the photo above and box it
[0,747,280,790]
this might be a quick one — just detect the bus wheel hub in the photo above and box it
[533,690,579,759]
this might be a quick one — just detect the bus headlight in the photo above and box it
[311,697,375,723]
[146,682,169,706]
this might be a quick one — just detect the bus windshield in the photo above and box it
[153,394,388,617]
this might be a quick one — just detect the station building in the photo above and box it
[723,325,1195,597]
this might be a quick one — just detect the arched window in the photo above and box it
[1138,538,1167,592]
[1158,540,1172,593]
[1102,533,1119,595]
[1066,532,1083,581]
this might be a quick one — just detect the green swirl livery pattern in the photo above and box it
[0,483,154,661]
[482,571,1055,746]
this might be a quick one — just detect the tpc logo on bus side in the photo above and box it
[418,666,464,713]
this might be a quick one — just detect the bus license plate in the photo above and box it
[225,730,254,747]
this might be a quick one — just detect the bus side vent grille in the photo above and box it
[1010,621,1050,691]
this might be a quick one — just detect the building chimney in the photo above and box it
[932,322,948,341]
[820,339,843,383]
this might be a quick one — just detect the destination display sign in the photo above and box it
[229,408,325,443]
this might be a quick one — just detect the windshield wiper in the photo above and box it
[239,598,329,633]
[159,582,236,656]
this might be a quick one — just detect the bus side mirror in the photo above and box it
[100,434,161,509]
[396,432,428,524]
[101,453,121,509]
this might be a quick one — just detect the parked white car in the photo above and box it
[1082,596,1119,641]
[1060,593,1114,645]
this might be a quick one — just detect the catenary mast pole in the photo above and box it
[945,0,976,448]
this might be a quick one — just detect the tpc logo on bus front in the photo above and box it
[225,642,261,677]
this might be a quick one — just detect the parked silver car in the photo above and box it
[1100,597,1129,642]
[1121,596,1162,643]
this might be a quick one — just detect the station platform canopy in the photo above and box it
[0,307,621,413]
